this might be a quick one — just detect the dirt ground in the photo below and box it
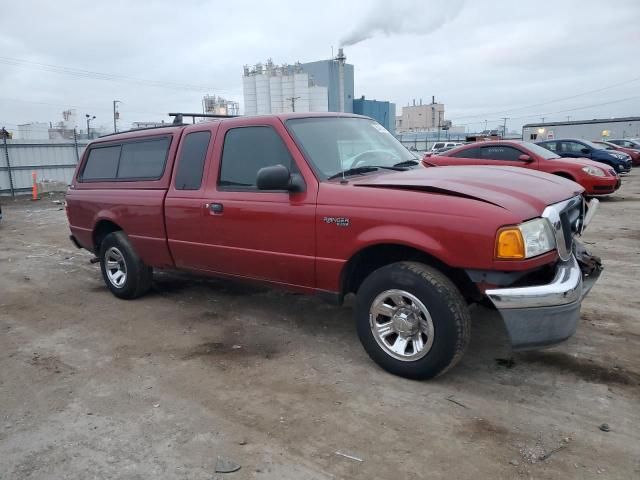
[1,172,639,480]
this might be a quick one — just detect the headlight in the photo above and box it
[496,218,556,259]
[581,165,605,177]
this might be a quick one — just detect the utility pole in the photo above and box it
[2,127,15,198]
[85,114,95,139]
[286,96,300,112]
[501,117,509,138]
[113,100,121,133]
[484,119,488,132]
[541,117,546,124]
[566,116,571,122]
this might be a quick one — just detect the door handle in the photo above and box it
[207,202,224,214]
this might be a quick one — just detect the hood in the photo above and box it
[352,166,583,220]
[596,150,627,163]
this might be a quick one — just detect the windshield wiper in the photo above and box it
[327,166,379,180]
[326,165,406,181]
[393,159,420,167]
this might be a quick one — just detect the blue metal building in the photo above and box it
[352,96,396,133]
[301,59,354,113]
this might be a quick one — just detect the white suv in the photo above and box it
[430,142,462,152]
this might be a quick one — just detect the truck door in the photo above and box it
[165,126,217,269]
[199,118,318,290]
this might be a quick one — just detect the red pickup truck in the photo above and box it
[66,113,602,379]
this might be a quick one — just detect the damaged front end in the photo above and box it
[484,197,603,350]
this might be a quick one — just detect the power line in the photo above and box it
[0,56,241,94]
[453,95,640,127]
[452,76,640,121]
[0,96,167,117]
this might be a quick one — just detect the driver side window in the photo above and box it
[480,146,523,161]
[564,142,584,153]
[219,126,294,190]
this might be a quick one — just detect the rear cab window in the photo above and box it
[175,131,212,190]
[78,134,173,184]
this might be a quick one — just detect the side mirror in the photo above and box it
[256,164,305,192]
[581,147,591,154]
[518,154,533,162]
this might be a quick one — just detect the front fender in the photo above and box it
[352,224,447,262]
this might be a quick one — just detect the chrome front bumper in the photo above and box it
[486,251,602,349]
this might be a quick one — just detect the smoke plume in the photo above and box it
[340,0,465,47]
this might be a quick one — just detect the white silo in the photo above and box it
[281,73,295,113]
[242,75,257,115]
[270,74,283,114]
[255,73,271,115]
[310,86,329,112]
[293,73,310,112]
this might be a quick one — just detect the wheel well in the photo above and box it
[92,220,122,253]
[553,171,575,181]
[341,244,480,303]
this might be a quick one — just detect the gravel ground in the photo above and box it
[1,171,639,479]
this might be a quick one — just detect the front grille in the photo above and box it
[559,199,583,252]
[542,196,583,261]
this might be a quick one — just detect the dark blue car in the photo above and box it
[537,139,632,174]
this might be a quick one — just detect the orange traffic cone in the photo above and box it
[31,171,39,201]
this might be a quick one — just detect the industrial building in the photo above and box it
[396,97,446,133]
[16,109,105,140]
[523,117,640,141]
[202,95,239,116]
[242,48,353,115]
[353,96,396,133]
[301,49,354,113]
[17,122,50,140]
[242,61,328,115]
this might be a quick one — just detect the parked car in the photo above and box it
[425,140,621,196]
[430,141,462,152]
[66,113,602,380]
[536,139,631,174]
[607,138,640,150]
[593,140,640,166]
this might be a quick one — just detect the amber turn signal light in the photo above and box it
[495,227,525,259]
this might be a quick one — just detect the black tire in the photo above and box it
[99,231,152,299]
[355,261,470,380]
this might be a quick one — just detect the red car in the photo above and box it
[593,140,640,166]
[66,114,602,380]
[425,140,620,196]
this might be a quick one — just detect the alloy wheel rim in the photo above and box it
[369,289,435,361]
[105,246,127,288]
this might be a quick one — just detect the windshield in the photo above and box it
[581,140,607,150]
[286,117,416,179]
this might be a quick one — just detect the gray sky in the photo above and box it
[1,0,639,134]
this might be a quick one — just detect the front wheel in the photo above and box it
[99,231,153,299]
[355,262,470,379]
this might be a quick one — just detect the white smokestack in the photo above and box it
[336,48,346,113]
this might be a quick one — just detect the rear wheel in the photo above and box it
[355,261,470,379]
[99,231,152,299]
